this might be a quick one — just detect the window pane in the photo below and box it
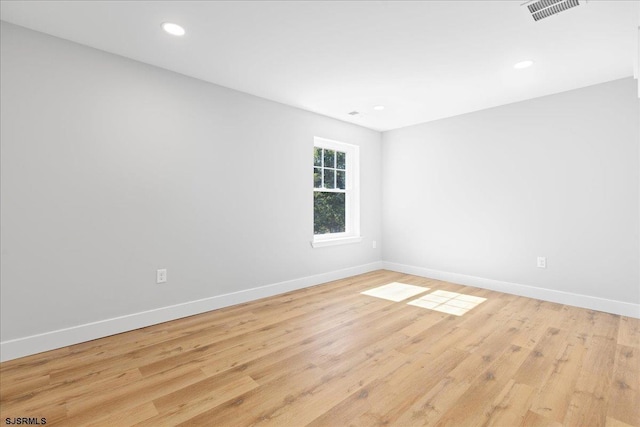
[314,168,322,188]
[323,169,335,189]
[336,170,346,189]
[324,149,335,168]
[314,192,346,234]
[336,151,346,169]
[314,147,322,167]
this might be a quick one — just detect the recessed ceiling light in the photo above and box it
[373,105,385,111]
[514,60,534,69]
[161,22,185,36]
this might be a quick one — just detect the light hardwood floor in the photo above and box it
[1,270,638,426]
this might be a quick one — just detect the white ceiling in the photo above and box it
[1,0,638,131]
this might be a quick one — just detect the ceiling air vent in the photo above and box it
[524,0,584,21]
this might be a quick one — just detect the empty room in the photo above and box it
[1,1,639,426]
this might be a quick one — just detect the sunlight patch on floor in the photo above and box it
[408,290,487,316]
[360,282,430,302]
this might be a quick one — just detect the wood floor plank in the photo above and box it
[512,327,570,389]
[484,380,536,427]
[607,416,638,427]
[390,337,527,425]
[83,401,158,427]
[521,410,564,427]
[185,306,434,425]
[1,270,638,426]
[53,365,206,427]
[563,335,618,426]
[356,347,470,426]
[528,334,588,422]
[1,367,143,416]
[618,316,640,349]
[431,343,530,427]
[607,345,640,426]
[148,374,259,425]
[0,347,71,383]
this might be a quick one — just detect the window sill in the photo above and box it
[311,236,363,248]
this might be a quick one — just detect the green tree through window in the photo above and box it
[314,147,347,234]
[312,137,360,247]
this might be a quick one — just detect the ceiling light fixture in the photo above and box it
[514,60,534,69]
[373,105,385,111]
[161,22,185,36]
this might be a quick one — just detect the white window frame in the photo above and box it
[312,137,362,248]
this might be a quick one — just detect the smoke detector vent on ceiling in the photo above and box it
[524,0,584,21]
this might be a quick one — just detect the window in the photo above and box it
[312,137,361,247]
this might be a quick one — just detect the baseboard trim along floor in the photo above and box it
[0,262,384,362]
[382,261,640,319]
[2,260,638,362]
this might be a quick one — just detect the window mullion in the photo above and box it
[321,148,325,189]
[333,150,338,188]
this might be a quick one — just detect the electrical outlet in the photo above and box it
[157,269,167,283]
[372,240,377,249]
[537,257,546,269]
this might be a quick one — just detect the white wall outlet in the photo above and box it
[372,240,377,249]
[157,269,167,283]
[537,257,547,269]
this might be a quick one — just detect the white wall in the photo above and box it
[0,22,382,357]
[382,78,640,313]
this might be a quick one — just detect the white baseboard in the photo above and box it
[382,261,640,319]
[0,261,384,362]
[4,260,636,362]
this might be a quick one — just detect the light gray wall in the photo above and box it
[0,22,382,341]
[382,78,639,305]
[2,20,638,350]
